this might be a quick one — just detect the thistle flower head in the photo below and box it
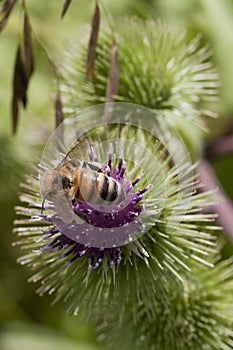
[14,103,219,316]
[96,257,233,350]
[62,19,218,130]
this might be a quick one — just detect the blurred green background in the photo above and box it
[0,1,233,349]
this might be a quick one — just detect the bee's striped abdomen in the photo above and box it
[96,172,125,204]
[74,170,97,202]
[74,170,125,205]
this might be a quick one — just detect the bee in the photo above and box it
[40,143,126,223]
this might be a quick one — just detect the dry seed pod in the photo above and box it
[61,0,72,19]
[86,1,100,81]
[12,46,28,133]
[0,0,17,33]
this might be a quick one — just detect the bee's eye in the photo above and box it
[62,177,70,189]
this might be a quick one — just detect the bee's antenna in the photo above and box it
[41,198,45,215]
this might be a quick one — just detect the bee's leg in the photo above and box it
[41,198,45,215]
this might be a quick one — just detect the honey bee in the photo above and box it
[40,143,126,223]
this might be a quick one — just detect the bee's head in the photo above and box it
[40,170,64,201]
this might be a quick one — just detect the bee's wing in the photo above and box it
[55,138,90,170]
[52,193,74,224]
